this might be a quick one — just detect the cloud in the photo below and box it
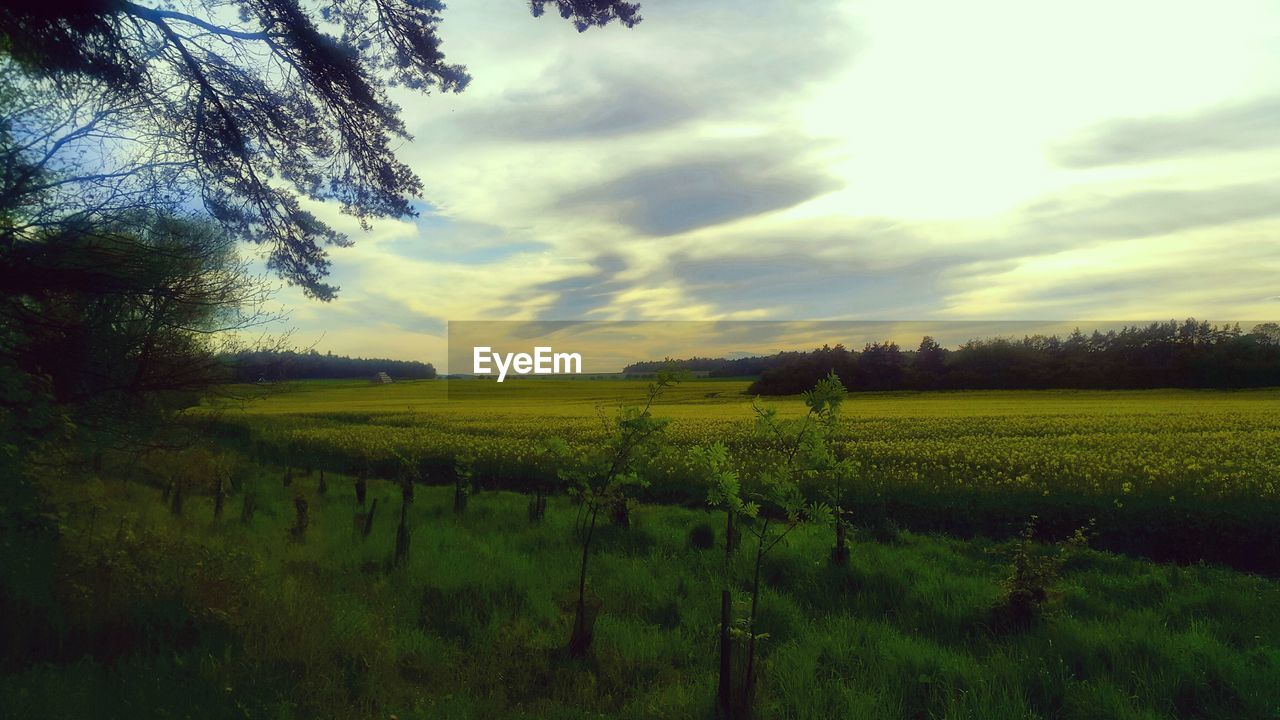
[468,173,1278,322]
[1007,180,1280,252]
[449,0,857,143]
[259,0,1280,364]
[937,212,1280,319]
[1021,270,1262,307]
[671,252,959,318]
[456,74,701,141]
[502,253,633,318]
[1048,95,1280,167]
[560,144,842,235]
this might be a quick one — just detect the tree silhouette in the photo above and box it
[913,335,945,378]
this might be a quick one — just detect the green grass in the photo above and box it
[4,466,1278,719]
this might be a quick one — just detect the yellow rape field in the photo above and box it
[209,379,1280,504]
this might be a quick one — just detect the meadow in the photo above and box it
[6,467,1278,719]
[5,378,1279,719]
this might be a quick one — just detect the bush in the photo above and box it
[992,516,1092,628]
[869,516,900,544]
[689,522,715,550]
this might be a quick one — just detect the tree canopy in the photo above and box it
[625,321,1280,394]
[0,213,272,439]
[224,348,436,382]
[0,0,642,299]
[745,321,1280,394]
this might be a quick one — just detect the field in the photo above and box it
[6,470,1278,719]
[6,379,1279,719]
[207,379,1280,571]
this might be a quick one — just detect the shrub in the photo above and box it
[869,516,901,544]
[689,522,715,550]
[992,516,1092,628]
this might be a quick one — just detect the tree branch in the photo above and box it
[119,2,271,42]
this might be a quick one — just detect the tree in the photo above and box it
[858,340,903,390]
[0,0,642,299]
[749,321,1280,394]
[749,343,856,395]
[753,372,848,568]
[0,211,276,441]
[1253,323,1280,347]
[553,369,677,657]
[693,440,751,719]
[802,372,854,565]
[734,389,835,714]
[223,348,436,381]
[913,335,946,386]
[527,437,569,522]
[0,62,188,250]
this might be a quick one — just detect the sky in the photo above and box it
[263,0,1280,368]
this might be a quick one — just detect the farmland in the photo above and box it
[206,379,1280,571]
[6,378,1279,719]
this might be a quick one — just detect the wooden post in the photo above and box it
[393,495,410,567]
[609,497,630,527]
[832,518,849,566]
[528,491,547,522]
[719,589,733,719]
[290,495,309,540]
[719,509,735,718]
[453,478,468,514]
[169,482,183,516]
[241,492,257,524]
[353,498,378,540]
[213,476,225,520]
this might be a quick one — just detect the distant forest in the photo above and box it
[625,320,1280,394]
[225,350,437,382]
[626,354,808,378]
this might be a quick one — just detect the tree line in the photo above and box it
[625,353,808,377]
[225,350,436,382]
[625,321,1280,394]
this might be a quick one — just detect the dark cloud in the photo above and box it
[561,146,842,235]
[1049,96,1280,168]
[503,254,632,318]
